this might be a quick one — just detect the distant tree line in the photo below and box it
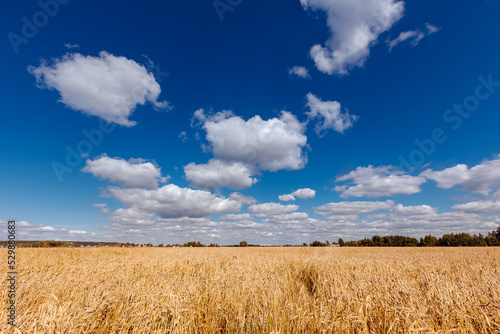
[159,241,220,247]
[29,240,70,247]
[335,227,500,247]
[309,240,330,247]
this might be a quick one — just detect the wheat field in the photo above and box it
[1,247,499,333]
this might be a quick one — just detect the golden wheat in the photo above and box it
[1,247,499,333]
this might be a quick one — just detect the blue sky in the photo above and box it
[1,0,500,244]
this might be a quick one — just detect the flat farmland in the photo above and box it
[1,247,499,333]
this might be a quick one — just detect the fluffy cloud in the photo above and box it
[452,200,500,213]
[28,51,169,126]
[389,204,437,216]
[421,156,500,195]
[279,188,316,201]
[279,194,296,201]
[422,156,500,195]
[107,184,241,218]
[184,159,258,190]
[289,66,311,79]
[305,93,358,135]
[293,188,316,199]
[108,208,157,226]
[335,165,426,198]
[229,192,258,205]
[82,155,167,189]
[193,109,308,172]
[248,202,299,217]
[314,200,394,217]
[387,23,440,51]
[300,0,404,75]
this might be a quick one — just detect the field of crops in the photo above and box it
[1,247,499,333]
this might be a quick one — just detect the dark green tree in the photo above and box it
[420,235,437,247]
[309,240,326,247]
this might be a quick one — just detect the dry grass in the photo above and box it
[1,247,499,333]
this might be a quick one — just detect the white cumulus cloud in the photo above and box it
[279,188,316,201]
[107,184,241,219]
[335,165,426,198]
[229,192,258,205]
[292,188,316,199]
[192,109,308,172]
[82,155,167,189]
[301,0,404,75]
[279,194,296,201]
[305,93,358,136]
[28,51,169,126]
[184,159,258,190]
[422,156,500,196]
[289,66,311,79]
[452,200,500,214]
[390,203,437,216]
[108,207,157,226]
[314,200,394,217]
[248,202,299,217]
